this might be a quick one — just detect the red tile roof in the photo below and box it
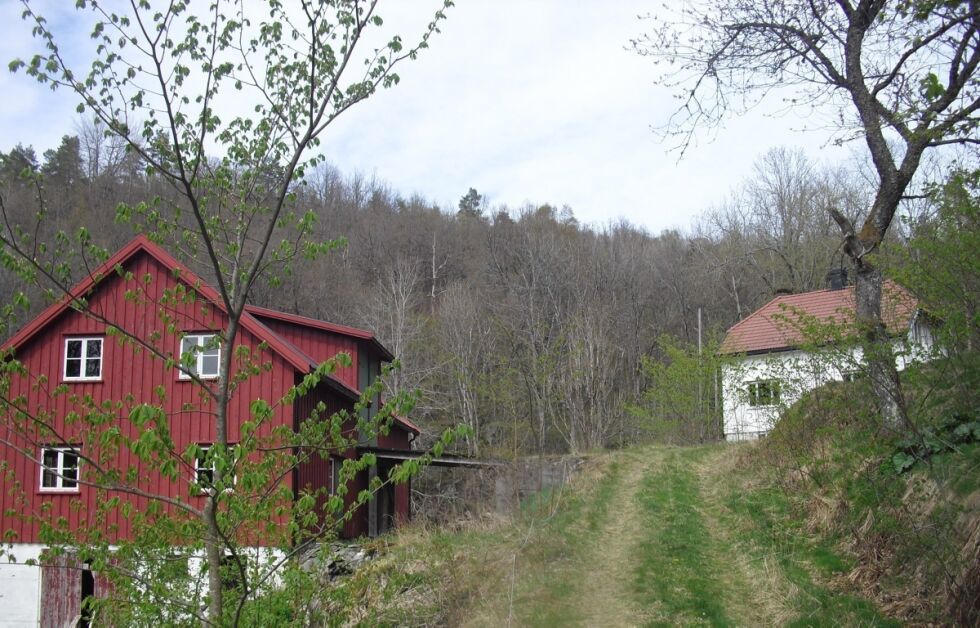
[720,281,918,355]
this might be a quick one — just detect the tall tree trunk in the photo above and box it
[204,498,222,626]
[853,262,909,431]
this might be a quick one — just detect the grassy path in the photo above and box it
[335,445,903,625]
[579,452,659,626]
[477,445,898,627]
[632,448,742,625]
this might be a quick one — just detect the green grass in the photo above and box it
[508,457,622,626]
[753,377,980,624]
[723,483,899,627]
[332,455,626,627]
[633,449,732,627]
[626,446,894,626]
[311,445,918,626]
[933,441,980,497]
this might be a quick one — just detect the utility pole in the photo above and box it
[697,307,702,356]
[698,307,703,439]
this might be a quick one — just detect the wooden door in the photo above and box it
[40,552,81,628]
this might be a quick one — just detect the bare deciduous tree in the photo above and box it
[633,0,980,429]
[5,1,452,622]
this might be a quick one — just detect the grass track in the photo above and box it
[633,449,734,626]
[488,445,899,627]
[330,445,901,627]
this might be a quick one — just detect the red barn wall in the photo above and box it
[377,424,411,450]
[293,381,356,538]
[380,425,413,525]
[341,463,370,539]
[393,477,411,524]
[258,319,361,390]
[0,251,296,545]
[39,553,81,628]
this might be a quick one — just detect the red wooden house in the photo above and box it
[0,235,420,625]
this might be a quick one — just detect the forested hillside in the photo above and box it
[0,129,897,455]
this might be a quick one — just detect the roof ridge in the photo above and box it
[721,279,918,355]
[2,235,315,374]
[245,304,395,362]
[244,304,375,339]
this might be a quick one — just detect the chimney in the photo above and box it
[826,268,848,290]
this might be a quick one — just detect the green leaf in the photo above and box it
[953,421,980,442]
[919,72,945,101]
[892,452,916,475]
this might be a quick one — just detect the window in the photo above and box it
[64,338,103,381]
[193,445,236,492]
[40,446,80,491]
[179,334,220,379]
[747,379,781,407]
[219,554,242,591]
[194,446,215,488]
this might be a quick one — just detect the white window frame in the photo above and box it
[39,446,80,492]
[194,445,215,488]
[178,333,221,380]
[63,337,103,382]
[747,379,781,408]
[194,445,236,493]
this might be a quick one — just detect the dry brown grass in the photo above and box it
[576,450,664,627]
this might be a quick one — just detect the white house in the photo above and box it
[719,273,935,441]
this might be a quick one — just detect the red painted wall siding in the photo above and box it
[377,425,411,450]
[342,460,369,539]
[291,380,413,540]
[0,251,296,545]
[294,380,352,538]
[258,319,361,390]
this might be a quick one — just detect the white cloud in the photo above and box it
[0,0,860,233]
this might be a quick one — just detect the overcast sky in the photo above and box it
[0,1,859,234]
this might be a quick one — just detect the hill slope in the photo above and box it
[324,445,904,626]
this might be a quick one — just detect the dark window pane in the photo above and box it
[66,340,82,359]
[87,339,101,358]
[63,452,78,476]
[85,358,101,378]
[43,449,58,467]
[42,449,59,486]
[748,380,780,406]
[65,359,81,378]
[197,448,213,486]
[41,449,74,488]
